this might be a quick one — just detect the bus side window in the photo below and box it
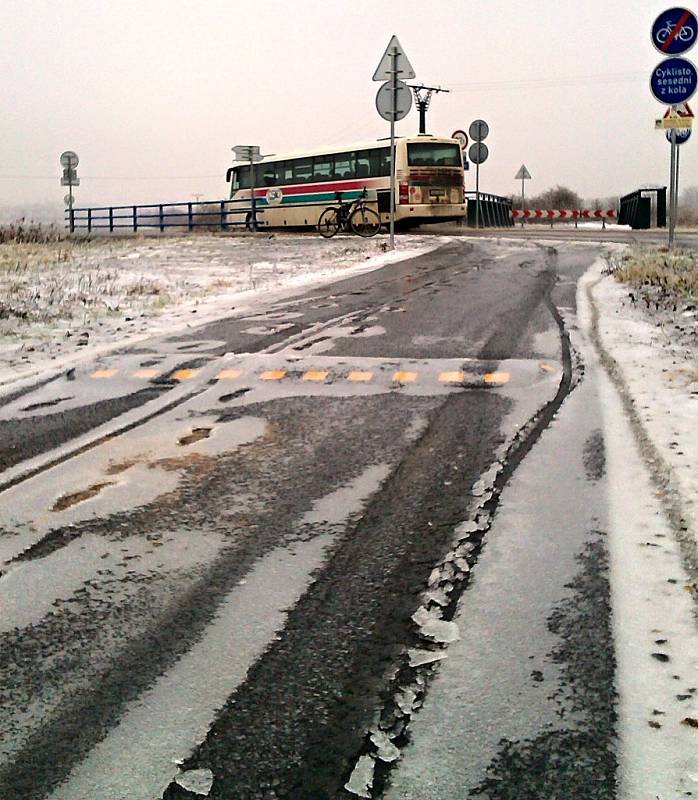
[293,158,313,183]
[262,165,277,186]
[313,156,333,181]
[238,168,250,189]
[334,152,354,180]
[276,161,292,186]
[276,162,290,186]
[231,169,240,191]
[355,150,370,179]
[379,148,391,177]
[367,150,382,178]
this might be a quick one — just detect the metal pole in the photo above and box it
[674,138,681,230]
[521,177,525,228]
[249,157,257,232]
[669,128,676,248]
[418,101,426,134]
[475,161,480,229]
[389,46,397,250]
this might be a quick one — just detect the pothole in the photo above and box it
[219,388,251,403]
[178,427,212,446]
[52,481,115,512]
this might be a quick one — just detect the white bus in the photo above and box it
[225,135,466,230]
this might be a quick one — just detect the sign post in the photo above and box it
[232,145,263,231]
[60,151,79,232]
[650,7,697,247]
[468,120,489,229]
[514,164,532,227]
[373,36,415,250]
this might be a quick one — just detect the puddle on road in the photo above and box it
[0,415,269,565]
[178,427,212,446]
[52,481,115,512]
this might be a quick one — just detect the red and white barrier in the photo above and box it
[511,208,617,220]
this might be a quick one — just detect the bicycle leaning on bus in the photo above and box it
[317,188,382,238]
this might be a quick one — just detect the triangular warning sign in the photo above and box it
[664,102,694,119]
[373,36,415,82]
[515,165,532,180]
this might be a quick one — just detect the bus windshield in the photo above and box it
[407,142,461,167]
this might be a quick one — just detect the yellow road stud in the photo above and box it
[438,371,465,383]
[260,370,286,381]
[173,369,199,381]
[303,370,329,381]
[392,371,417,383]
[484,371,510,385]
[348,371,373,382]
[132,368,160,379]
[91,368,118,379]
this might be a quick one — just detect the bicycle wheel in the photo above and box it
[318,207,341,238]
[349,206,381,237]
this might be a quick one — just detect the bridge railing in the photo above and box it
[464,191,514,228]
[65,197,265,233]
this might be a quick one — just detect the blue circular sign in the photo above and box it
[665,127,692,143]
[652,7,697,55]
[650,57,697,103]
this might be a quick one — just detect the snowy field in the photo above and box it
[0,233,447,386]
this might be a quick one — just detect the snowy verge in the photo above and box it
[0,234,450,391]
[585,257,697,559]
[578,257,698,800]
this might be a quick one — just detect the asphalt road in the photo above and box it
[0,238,619,799]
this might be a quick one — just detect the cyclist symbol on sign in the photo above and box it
[657,18,695,43]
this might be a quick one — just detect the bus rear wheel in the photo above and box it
[350,207,381,237]
[318,207,341,238]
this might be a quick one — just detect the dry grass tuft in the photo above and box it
[609,247,698,304]
[0,222,67,244]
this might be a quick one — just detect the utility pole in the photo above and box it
[409,85,449,134]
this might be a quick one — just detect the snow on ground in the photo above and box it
[590,257,697,556]
[0,233,447,388]
[578,260,698,798]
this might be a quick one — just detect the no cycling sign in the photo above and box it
[650,7,697,103]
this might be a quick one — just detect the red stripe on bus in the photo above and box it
[251,178,383,198]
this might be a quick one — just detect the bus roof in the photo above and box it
[229,135,459,166]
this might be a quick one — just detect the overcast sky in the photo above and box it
[1,0,696,209]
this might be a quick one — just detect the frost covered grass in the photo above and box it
[0,221,67,244]
[0,232,439,382]
[609,247,698,306]
[0,239,173,331]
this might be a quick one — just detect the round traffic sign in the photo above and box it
[468,119,489,142]
[451,129,469,151]
[650,56,697,103]
[468,142,489,165]
[60,150,79,168]
[652,7,697,55]
[375,80,412,122]
[665,126,692,143]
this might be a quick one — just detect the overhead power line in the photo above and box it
[449,71,645,91]
[0,174,222,180]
